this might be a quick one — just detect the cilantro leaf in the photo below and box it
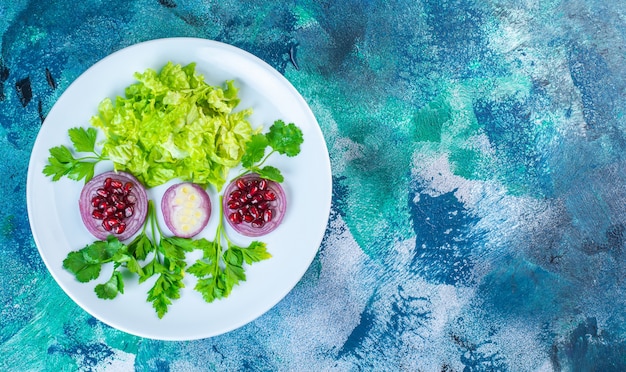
[266,120,304,157]
[68,127,98,153]
[95,270,124,299]
[63,250,102,283]
[241,134,268,168]
[147,270,184,318]
[127,233,153,261]
[48,145,74,163]
[66,161,95,182]
[43,137,106,183]
[255,165,284,183]
[188,260,215,278]
[238,241,272,265]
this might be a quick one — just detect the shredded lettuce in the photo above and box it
[90,62,256,190]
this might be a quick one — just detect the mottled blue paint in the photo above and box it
[2,0,626,370]
[410,188,478,285]
[474,95,554,197]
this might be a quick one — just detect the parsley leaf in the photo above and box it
[68,127,98,153]
[241,133,268,168]
[43,127,108,183]
[238,120,303,182]
[254,165,284,183]
[63,250,103,283]
[147,269,184,318]
[127,232,153,261]
[266,120,304,157]
[189,220,271,304]
[95,269,124,299]
[63,237,124,282]
[136,206,195,318]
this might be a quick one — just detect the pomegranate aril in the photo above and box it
[263,190,276,201]
[91,196,103,207]
[252,219,265,228]
[115,211,125,219]
[258,201,271,210]
[115,201,126,210]
[102,217,120,231]
[263,209,273,223]
[249,185,259,196]
[98,201,108,210]
[124,206,134,218]
[236,179,247,190]
[228,200,242,209]
[126,194,137,204]
[96,188,109,197]
[229,212,243,224]
[258,179,267,191]
[243,214,255,223]
[113,223,126,234]
[104,177,113,188]
[110,180,123,188]
[249,206,259,219]
[124,182,133,192]
[92,210,105,220]
[250,194,264,204]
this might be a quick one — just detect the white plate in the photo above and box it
[26,38,332,340]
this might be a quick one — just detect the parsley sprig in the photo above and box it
[62,235,143,299]
[61,199,271,318]
[239,120,304,182]
[130,201,194,318]
[188,196,271,302]
[43,127,108,183]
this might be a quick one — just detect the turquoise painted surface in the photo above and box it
[2,0,626,370]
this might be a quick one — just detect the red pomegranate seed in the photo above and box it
[228,200,242,209]
[243,214,255,223]
[258,179,267,191]
[249,185,259,196]
[92,210,105,220]
[96,188,109,197]
[263,190,276,201]
[110,180,123,188]
[229,212,243,224]
[263,209,273,223]
[104,177,113,189]
[102,217,119,231]
[98,201,107,210]
[115,201,126,210]
[249,206,259,219]
[124,206,134,218]
[124,182,133,192]
[113,223,126,234]
[236,179,247,190]
[251,219,265,228]
[91,196,102,207]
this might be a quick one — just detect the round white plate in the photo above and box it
[26,38,332,340]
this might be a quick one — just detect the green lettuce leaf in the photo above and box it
[90,61,254,190]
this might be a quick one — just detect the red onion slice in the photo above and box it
[78,171,148,241]
[223,174,286,237]
[161,183,211,238]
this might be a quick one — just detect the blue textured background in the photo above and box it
[2,0,626,370]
